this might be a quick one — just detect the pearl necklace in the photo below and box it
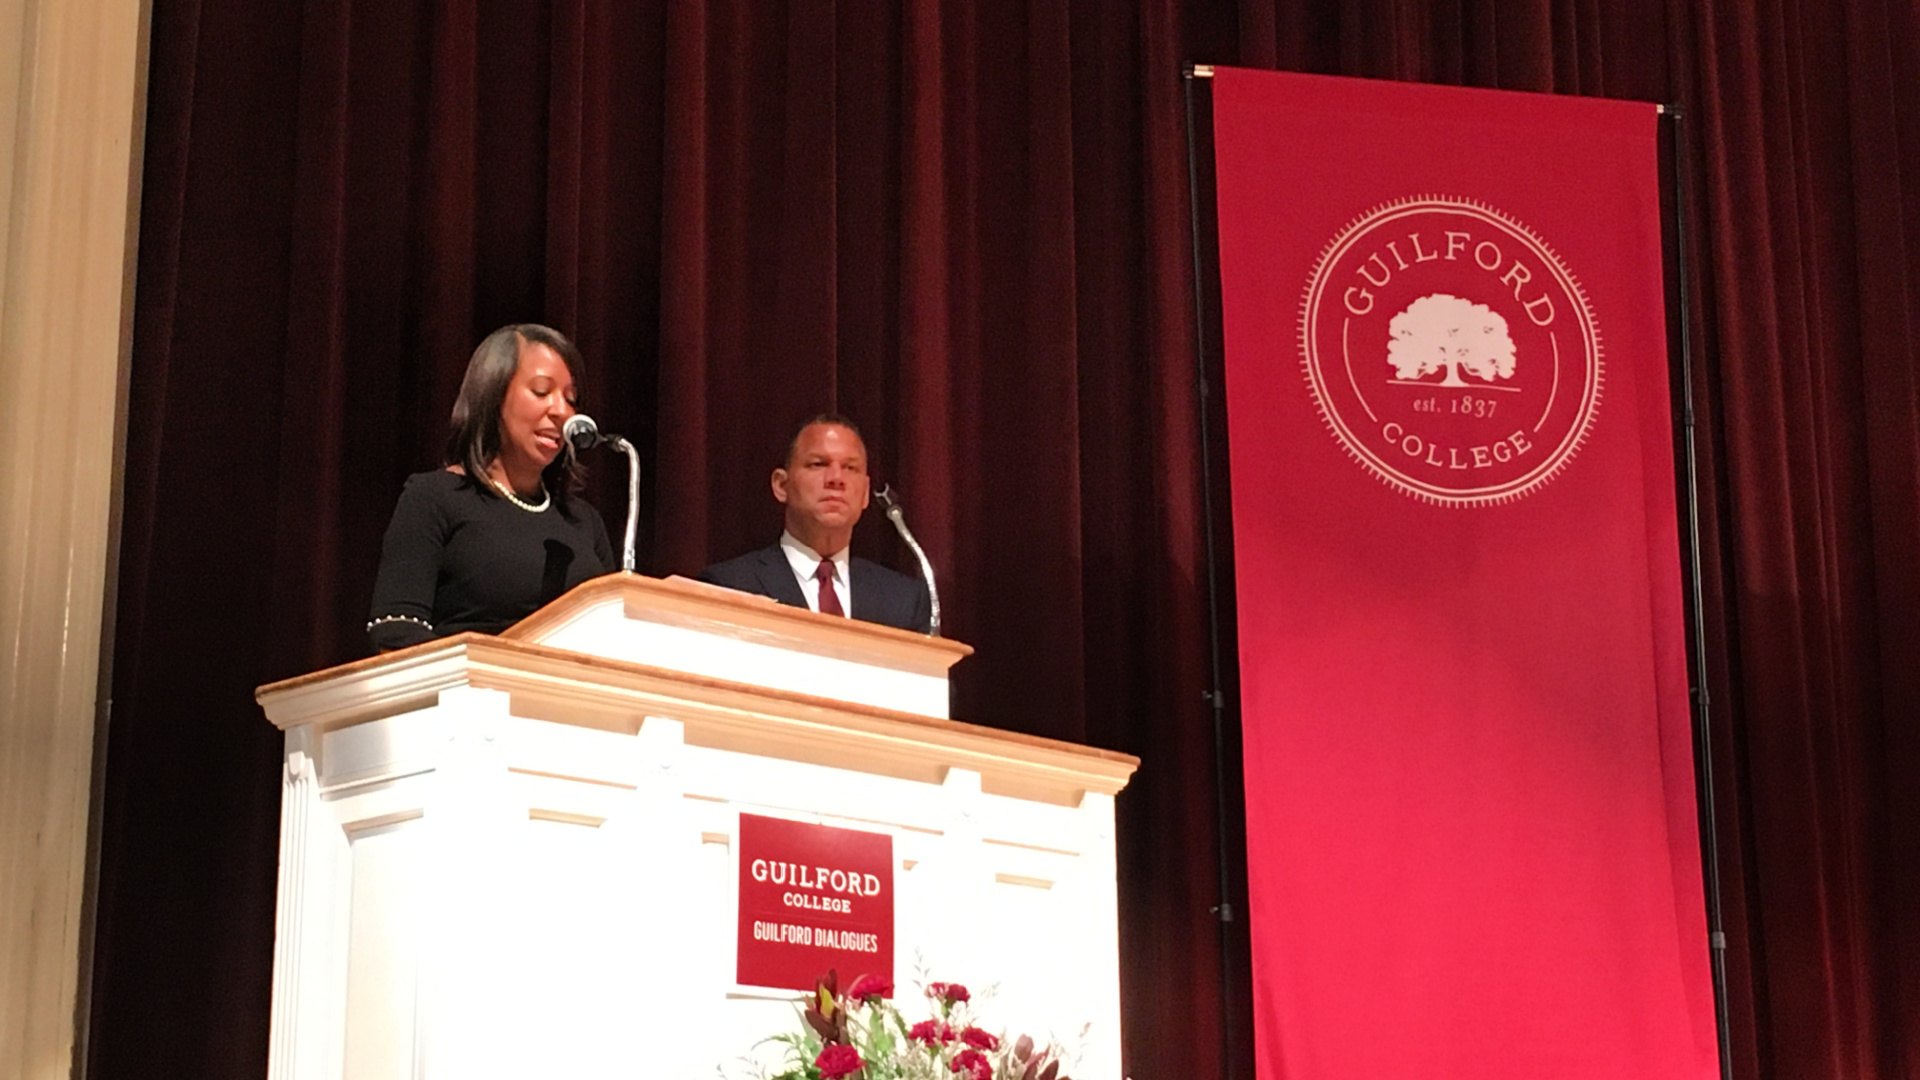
[488,474,550,513]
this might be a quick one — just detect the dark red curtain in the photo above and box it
[1675,4,1920,1080]
[89,2,1917,1079]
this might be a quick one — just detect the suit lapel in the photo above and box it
[753,545,809,609]
[847,559,890,625]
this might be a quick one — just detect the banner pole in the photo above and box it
[1664,102,1736,1080]
[1182,60,1240,1080]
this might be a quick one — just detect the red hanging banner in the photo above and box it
[1211,67,1717,1080]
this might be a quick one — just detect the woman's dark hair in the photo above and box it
[444,323,588,508]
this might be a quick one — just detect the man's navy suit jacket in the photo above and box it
[697,544,932,634]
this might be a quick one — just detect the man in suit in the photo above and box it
[698,414,933,634]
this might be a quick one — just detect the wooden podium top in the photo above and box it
[309,573,970,718]
[256,573,1135,805]
[504,572,972,672]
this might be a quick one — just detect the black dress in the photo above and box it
[367,469,615,651]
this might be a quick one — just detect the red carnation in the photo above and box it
[961,1026,999,1051]
[951,1048,993,1080]
[815,1043,865,1080]
[847,974,893,1003]
[910,1019,955,1045]
[927,981,972,1005]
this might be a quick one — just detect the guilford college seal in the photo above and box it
[1299,197,1602,506]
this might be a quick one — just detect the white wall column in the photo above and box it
[0,0,149,1076]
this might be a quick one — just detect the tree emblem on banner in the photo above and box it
[1298,196,1603,506]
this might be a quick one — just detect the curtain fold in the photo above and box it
[1677,2,1920,1077]
[90,2,1917,1078]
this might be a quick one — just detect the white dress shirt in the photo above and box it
[779,531,852,615]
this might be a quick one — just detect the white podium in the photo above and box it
[256,574,1138,1079]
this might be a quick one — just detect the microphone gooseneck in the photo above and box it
[875,484,941,637]
[565,414,639,574]
[609,435,640,573]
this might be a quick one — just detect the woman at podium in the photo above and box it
[365,324,614,651]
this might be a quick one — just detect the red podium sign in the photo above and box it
[736,813,894,993]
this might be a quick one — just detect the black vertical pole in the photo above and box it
[1183,63,1239,1080]
[1665,103,1736,1080]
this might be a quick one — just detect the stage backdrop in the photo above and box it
[1211,67,1718,1079]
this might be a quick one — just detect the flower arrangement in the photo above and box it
[755,969,1076,1080]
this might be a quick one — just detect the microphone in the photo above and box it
[564,413,639,575]
[563,413,602,453]
[874,484,942,637]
